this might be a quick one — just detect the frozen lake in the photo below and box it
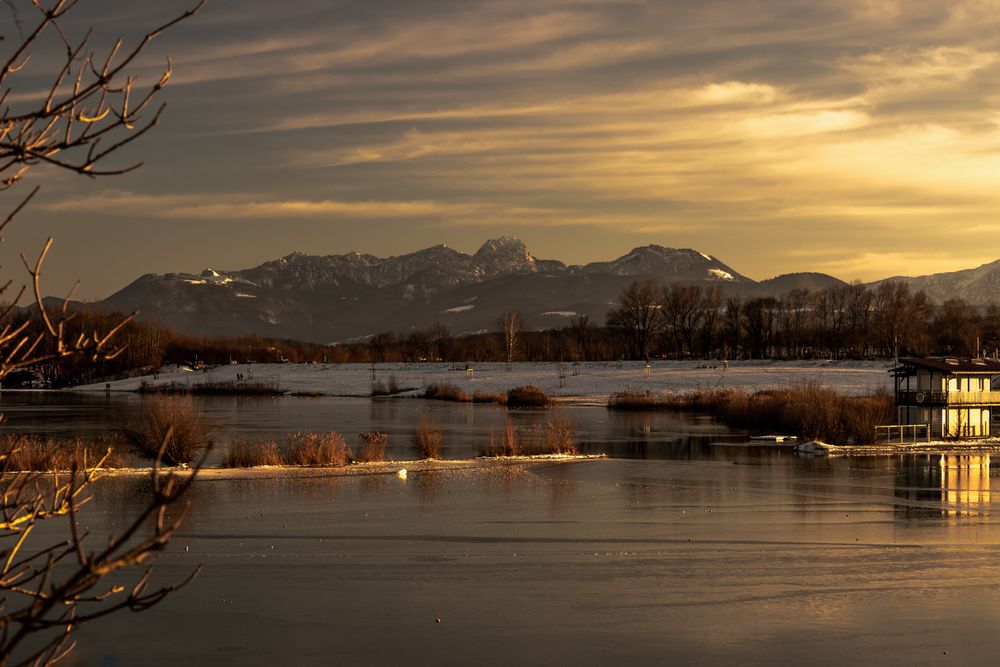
[61,452,1000,665]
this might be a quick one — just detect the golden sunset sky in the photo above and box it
[8,0,1000,296]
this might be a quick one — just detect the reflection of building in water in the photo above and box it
[940,454,990,517]
[894,454,991,519]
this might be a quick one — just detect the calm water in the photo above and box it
[9,393,1000,664]
[0,391,754,461]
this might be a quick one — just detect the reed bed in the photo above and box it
[423,383,507,404]
[222,432,352,467]
[223,437,282,467]
[0,433,132,471]
[284,432,352,466]
[472,390,506,404]
[481,415,577,456]
[423,383,471,402]
[607,383,893,445]
[356,431,389,463]
[138,380,283,396]
[505,386,550,408]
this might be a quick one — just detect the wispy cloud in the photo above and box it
[30,0,1000,297]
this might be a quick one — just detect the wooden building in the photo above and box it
[891,357,1000,438]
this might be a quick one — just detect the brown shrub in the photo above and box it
[413,418,443,459]
[506,385,549,408]
[356,431,389,463]
[122,396,213,465]
[284,432,351,466]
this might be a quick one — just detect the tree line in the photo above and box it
[12,278,998,387]
[606,279,1000,361]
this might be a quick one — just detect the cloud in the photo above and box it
[39,191,489,220]
[35,0,1000,291]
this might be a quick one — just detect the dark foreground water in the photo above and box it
[47,453,1000,666]
[7,393,998,664]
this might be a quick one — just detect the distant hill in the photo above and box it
[98,237,996,343]
[753,272,848,295]
[870,259,1000,306]
[100,237,788,343]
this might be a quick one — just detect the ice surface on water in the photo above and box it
[68,455,1000,665]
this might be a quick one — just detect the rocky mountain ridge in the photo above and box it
[99,237,994,344]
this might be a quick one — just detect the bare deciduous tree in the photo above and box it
[0,2,205,664]
[498,309,521,369]
[607,280,662,360]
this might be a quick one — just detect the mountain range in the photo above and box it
[97,237,997,344]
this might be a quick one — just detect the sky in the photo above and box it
[5,0,1000,299]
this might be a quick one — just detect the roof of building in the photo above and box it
[891,357,1000,375]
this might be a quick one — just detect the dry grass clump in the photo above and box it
[0,433,132,471]
[223,437,282,467]
[608,383,893,445]
[483,420,521,457]
[356,431,389,463]
[481,416,576,457]
[284,432,351,466]
[424,383,471,402]
[122,397,213,465]
[506,385,549,408]
[543,416,577,455]
[413,418,443,459]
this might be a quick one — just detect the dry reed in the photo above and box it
[356,431,389,463]
[0,433,132,471]
[413,418,443,459]
[284,432,352,466]
[505,386,549,408]
[608,383,894,445]
[223,438,282,467]
[424,383,471,402]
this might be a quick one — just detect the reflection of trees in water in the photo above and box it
[895,455,991,519]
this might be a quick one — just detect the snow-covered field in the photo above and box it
[75,359,895,400]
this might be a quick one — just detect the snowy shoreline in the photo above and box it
[83,455,607,479]
[71,359,895,400]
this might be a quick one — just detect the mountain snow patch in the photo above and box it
[699,252,713,261]
[708,268,735,281]
[443,305,475,313]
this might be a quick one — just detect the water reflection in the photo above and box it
[895,455,992,519]
[940,455,990,517]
